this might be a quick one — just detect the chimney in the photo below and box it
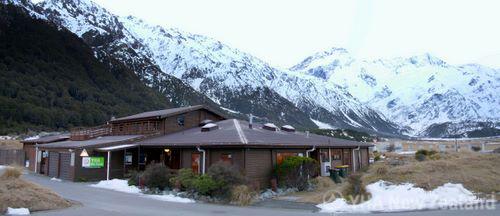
[249,114,253,129]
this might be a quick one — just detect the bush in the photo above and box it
[170,168,197,190]
[275,156,319,191]
[415,149,439,161]
[127,170,141,186]
[207,162,245,186]
[192,175,220,196]
[141,163,175,190]
[230,185,256,206]
[343,173,370,204]
[207,162,245,199]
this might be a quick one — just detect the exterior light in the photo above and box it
[164,149,170,153]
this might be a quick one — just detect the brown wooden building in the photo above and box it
[25,105,372,188]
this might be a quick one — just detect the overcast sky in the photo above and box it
[93,0,500,68]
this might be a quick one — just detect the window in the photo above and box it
[220,154,233,164]
[191,153,201,174]
[276,152,298,165]
[125,152,133,165]
[320,150,329,162]
[331,149,342,160]
[177,116,185,127]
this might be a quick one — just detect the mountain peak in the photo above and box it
[407,53,446,66]
[290,47,353,71]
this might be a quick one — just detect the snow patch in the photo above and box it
[311,119,335,129]
[7,207,30,215]
[90,179,194,203]
[24,135,40,141]
[317,181,486,213]
[50,177,62,182]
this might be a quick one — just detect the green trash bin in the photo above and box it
[336,165,349,178]
[329,168,342,184]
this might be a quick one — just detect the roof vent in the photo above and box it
[262,123,278,131]
[201,123,218,132]
[199,119,214,127]
[281,125,295,132]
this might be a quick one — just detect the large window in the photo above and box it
[276,152,298,165]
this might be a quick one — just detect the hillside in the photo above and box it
[0,4,174,134]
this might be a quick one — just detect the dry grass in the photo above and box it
[288,177,348,204]
[0,167,72,214]
[0,139,22,150]
[363,152,500,194]
[230,185,257,206]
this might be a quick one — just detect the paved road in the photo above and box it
[23,173,499,216]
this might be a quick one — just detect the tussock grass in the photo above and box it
[0,167,72,214]
[230,185,257,206]
[363,152,500,194]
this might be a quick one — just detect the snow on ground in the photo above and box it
[311,119,335,129]
[7,207,30,215]
[91,179,141,193]
[90,179,194,203]
[50,177,62,182]
[317,181,486,213]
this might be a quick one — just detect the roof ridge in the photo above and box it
[233,119,248,144]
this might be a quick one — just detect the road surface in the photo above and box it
[21,173,498,216]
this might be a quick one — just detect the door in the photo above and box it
[164,149,181,169]
[48,152,60,178]
[342,149,351,168]
[191,153,201,174]
[59,153,72,180]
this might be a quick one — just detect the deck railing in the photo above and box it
[70,125,112,141]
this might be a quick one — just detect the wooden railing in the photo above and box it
[70,125,112,141]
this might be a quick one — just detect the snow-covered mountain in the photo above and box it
[7,0,401,135]
[7,0,496,137]
[291,48,500,137]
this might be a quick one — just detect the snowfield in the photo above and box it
[317,181,489,213]
[6,207,30,215]
[90,179,194,203]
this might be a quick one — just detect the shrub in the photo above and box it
[415,149,439,161]
[0,167,22,180]
[275,156,319,191]
[207,162,245,199]
[207,162,245,186]
[127,170,141,186]
[471,146,481,152]
[192,175,220,196]
[342,173,370,204]
[230,185,256,206]
[170,168,197,190]
[141,163,175,190]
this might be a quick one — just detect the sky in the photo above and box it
[92,0,500,68]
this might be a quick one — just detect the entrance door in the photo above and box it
[342,149,351,168]
[191,153,201,174]
[59,153,72,180]
[48,152,60,178]
[164,149,180,169]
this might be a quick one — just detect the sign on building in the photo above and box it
[82,157,104,168]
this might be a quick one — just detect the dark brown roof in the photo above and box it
[37,135,143,149]
[22,134,70,144]
[110,105,224,123]
[136,119,373,148]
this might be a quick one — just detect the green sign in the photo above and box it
[82,157,104,168]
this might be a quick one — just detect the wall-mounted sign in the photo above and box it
[82,157,104,168]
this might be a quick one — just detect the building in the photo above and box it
[23,105,372,188]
